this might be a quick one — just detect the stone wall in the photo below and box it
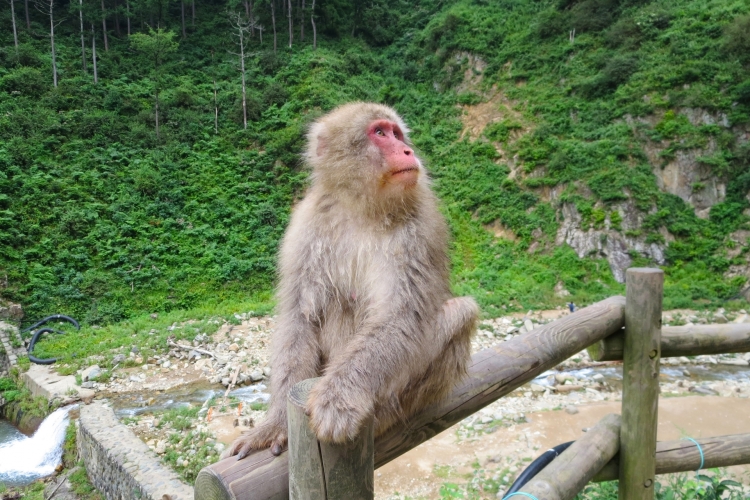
[0,320,24,375]
[78,402,193,500]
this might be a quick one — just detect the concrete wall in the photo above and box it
[78,402,193,500]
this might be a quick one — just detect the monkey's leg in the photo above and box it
[377,296,478,433]
[221,309,321,460]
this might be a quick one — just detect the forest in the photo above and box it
[1,0,750,325]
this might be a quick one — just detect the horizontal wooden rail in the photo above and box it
[588,323,750,362]
[194,296,626,500]
[593,433,750,482]
[520,414,621,500]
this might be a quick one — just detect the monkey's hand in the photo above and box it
[306,378,374,443]
[220,419,288,460]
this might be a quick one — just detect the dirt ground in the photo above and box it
[373,396,750,499]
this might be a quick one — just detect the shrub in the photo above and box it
[724,15,750,63]
[0,67,47,97]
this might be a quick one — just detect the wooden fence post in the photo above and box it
[287,378,374,500]
[619,268,663,500]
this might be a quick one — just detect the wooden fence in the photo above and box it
[194,268,750,500]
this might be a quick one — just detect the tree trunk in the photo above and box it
[48,0,57,87]
[287,0,292,48]
[24,0,29,29]
[239,24,247,129]
[191,0,195,25]
[91,23,98,83]
[79,0,86,72]
[125,0,130,35]
[101,0,108,51]
[10,0,19,51]
[310,0,316,50]
[114,0,121,36]
[271,0,276,54]
[180,0,186,38]
[249,1,254,37]
[351,0,358,37]
[299,0,304,42]
[155,90,160,141]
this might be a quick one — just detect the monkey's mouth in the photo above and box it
[392,167,418,176]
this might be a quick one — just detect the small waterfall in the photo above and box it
[0,406,73,487]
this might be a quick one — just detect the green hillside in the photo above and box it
[1,0,749,325]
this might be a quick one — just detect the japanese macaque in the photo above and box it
[223,102,478,459]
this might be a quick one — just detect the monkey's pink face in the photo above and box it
[367,119,420,189]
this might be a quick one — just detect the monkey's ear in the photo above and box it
[307,122,328,162]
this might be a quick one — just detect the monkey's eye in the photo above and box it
[375,128,385,136]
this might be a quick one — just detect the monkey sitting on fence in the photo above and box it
[223,102,478,459]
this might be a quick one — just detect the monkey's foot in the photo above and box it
[306,380,373,444]
[220,422,288,460]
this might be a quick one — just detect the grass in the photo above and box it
[25,294,273,372]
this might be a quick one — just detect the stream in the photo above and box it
[0,406,73,487]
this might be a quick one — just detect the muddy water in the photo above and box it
[374,396,750,499]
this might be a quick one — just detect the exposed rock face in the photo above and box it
[551,108,748,280]
[626,108,743,219]
[647,145,726,219]
[556,202,667,283]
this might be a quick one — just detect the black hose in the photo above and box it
[27,327,67,365]
[21,314,80,333]
[503,440,574,496]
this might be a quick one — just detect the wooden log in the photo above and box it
[588,323,750,362]
[287,378,374,500]
[519,413,621,500]
[593,433,750,482]
[619,268,663,500]
[194,296,626,500]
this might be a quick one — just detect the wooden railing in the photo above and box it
[194,268,750,500]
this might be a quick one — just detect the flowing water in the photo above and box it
[532,363,750,390]
[0,406,73,487]
[107,380,271,418]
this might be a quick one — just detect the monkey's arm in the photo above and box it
[307,289,477,444]
[223,214,326,459]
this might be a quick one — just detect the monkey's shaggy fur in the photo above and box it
[223,102,478,459]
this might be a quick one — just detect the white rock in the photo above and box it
[81,365,101,382]
[721,359,749,366]
[733,314,748,323]
[155,440,166,454]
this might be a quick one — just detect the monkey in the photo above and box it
[223,102,478,460]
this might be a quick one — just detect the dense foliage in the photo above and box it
[1,0,749,325]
